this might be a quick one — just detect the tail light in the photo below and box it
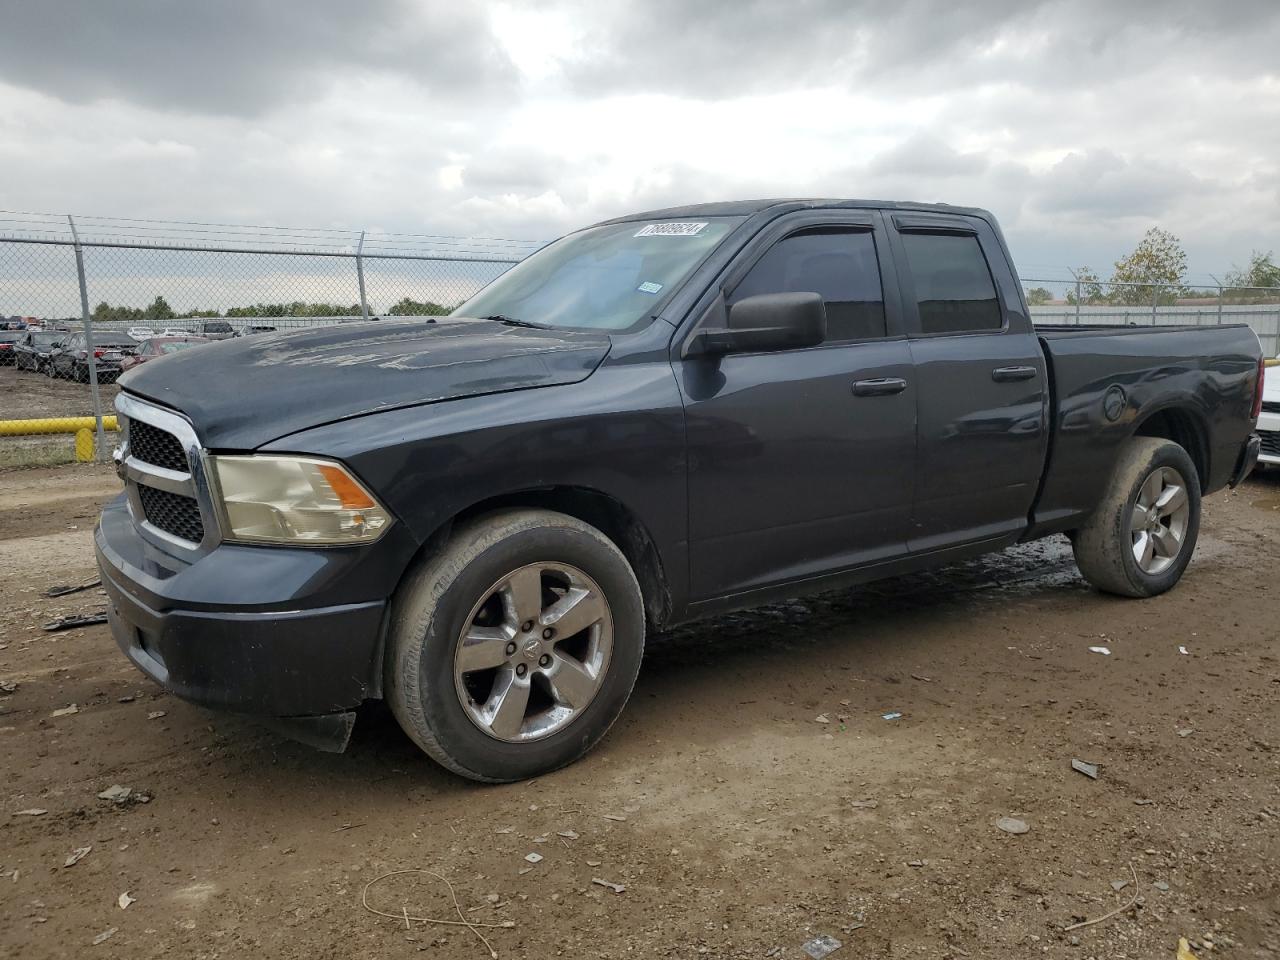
[93,350,105,358]
[1252,357,1266,420]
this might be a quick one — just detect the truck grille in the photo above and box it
[1260,430,1280,458]
[137,484,205,544]
[128,419,188,473]
[1262,400,1280,415]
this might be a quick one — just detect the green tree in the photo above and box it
[1110,227,1187,305]
[1024,286,1053,306]
[387,297,452,316]
[1223,250,1280,291]
[142,295,174,323]
[1065,268,1105,305]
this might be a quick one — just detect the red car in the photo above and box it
[119,336,211,372]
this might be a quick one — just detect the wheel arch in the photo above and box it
[1132,405,1209,491]
[406,485,672,633]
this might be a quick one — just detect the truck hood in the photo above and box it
[119,318,612,449]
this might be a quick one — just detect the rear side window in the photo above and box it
[729,228,887,342]
[900,232,1002,334]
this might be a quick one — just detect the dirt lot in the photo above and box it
[1,464,1277,960]
[1,363,122,420]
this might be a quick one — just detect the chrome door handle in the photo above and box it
[852,377,907,397]
[992,365,1038,382]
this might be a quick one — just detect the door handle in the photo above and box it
[991,365,1038,383]
[852,377,907,397]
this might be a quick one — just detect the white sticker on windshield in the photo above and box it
[637,281,663,294]
[634,221,708,237]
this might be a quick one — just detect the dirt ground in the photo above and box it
[1,464,1277,960]
[1,363,122,420]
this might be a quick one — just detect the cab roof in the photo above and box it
[592,198,996,227]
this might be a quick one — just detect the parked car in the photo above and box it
[0,330,22,364]
[196,319,237,340]
[0,318,28,331]
[159,326,190,337]
[127,326,156,341]
[13,330,63,373]
[1258,360,1279,467]
[119,336,211,371]
[99,199,1264,782]
[49,331,139,382]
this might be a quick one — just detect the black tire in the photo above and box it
[386,508,645,782]
[1072,437,1201,598]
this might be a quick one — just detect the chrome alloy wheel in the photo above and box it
[453,562,613,743]
[1129,466,1191,575]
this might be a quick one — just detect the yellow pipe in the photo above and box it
[0,415,119,437]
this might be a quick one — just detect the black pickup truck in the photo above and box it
[97,200,1265,782]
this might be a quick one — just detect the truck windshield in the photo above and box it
[455,216,743,332]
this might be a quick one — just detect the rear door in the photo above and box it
[887,213,1048,552]
[676,210,917,601]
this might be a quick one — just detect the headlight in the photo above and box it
[210,455,391,544]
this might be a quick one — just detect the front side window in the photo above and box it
[729,228,887,342]
[456,217,743,332]
[900,232,1002,334]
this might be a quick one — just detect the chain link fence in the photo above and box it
[1021,278,1280,357]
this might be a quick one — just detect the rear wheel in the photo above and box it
[386,509,645,782]
[1072,437,1200,597]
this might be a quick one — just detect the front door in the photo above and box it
[677,214,917,602]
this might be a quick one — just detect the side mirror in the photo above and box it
[688,292,826,356]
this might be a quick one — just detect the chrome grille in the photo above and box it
[1261,430,1280,458]
[116,392,217,555]
[128,419,188,472]
[137,485,205,543]
[1262,400,1280,416]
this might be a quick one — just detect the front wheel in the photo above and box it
[386,508,645,782]
[1072,437,1201,598]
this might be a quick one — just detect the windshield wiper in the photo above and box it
[483,314,551,330]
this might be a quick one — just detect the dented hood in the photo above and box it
[119,318,612,449]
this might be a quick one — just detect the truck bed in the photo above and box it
[1030,322,1261,536]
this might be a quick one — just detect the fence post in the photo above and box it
[1074,278,1082,325]
[67,215,107,462]
[356,230,370,322]
[1151,283,1159,324]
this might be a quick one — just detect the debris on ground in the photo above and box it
[907,859,925,867]
[43,578,101,598]
[556,830,578,840]
[1153,880,1170,891]
[910,674,935,682]
[117,891,136,909]
[591,877,626,894]
[586,859,602,867]
[1063,863,1139,932]
[847,799,878,809]
[814,713,831,724]
[523,852,543,864]
[1071,759,1099,779]
[995,817,1030,835]
[92,928,117,946]
[881,711,903,721]
[1110,878,1130,892]
[15,808,48,816]
[1177,938,1201,960]
[64,846,92,867]
[42,612,108,632]
[97,785,132,803]
[1088,646,1111,656]
[601,814,627,822]
[51,704,79,717]
[0,679,16,695]
[147,710,166,720]
[801,933,843,959]
[1177,728,1194,738]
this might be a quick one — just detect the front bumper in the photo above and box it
[1231,433,1261,487]
[95,493,405,747]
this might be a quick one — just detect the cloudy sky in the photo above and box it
[2,0,1279,284]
